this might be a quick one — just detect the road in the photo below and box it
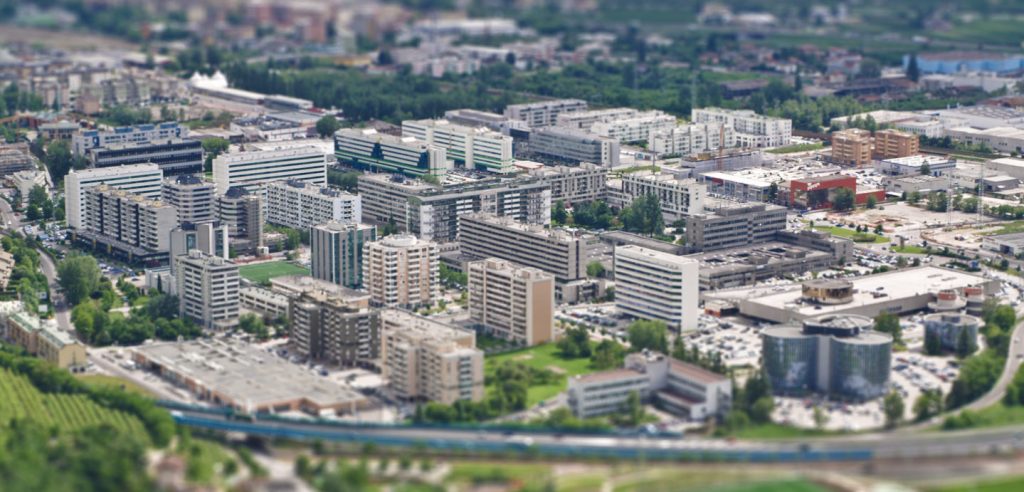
[37,247,72,333]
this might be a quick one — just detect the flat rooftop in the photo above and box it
[707,266,991,318]
[135,339,365,410]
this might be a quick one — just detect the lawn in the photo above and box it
[77,374,154,397]
[709,480,827,492]
[767,143,824,155]
[929,474,1024,492]
[812,225,889,244]
[724,423,836,440]
[238,261,310,283]
[942,403,1024,431]
[983,221,1024,236]
[446,462,552,490]
[485,343,599,407]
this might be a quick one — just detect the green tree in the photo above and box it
[956,327,976,358]
[238,313,269,340]
[201,137,230,173]
[57,255,102,305]
[749,396,775,424]
[552,200,568,225]
[812,406,829,430]
[866,195,877,209]
[874,311,902,344]
[919,163,931,176]
[627,319,668,353]
[924,330,943,355]
[620,193,664,236]
[590,339,625,369]
[831,187,855,211]
[557,326,592,358]
[914,389,944,422]
[907,53,920,82]
[316,115,341,138]
[586,261,606,278]
[883,391,904,429]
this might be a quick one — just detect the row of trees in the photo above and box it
[944,301,1016,411]
[0,235,48,314]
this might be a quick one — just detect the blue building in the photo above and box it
[904,51,1024,75]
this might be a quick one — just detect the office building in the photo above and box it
[162,174,215,225]
[363,235,438,308]
[873,129,920,159]
[87,138,203,176]
[504,99,588,128]
[556,108,641,130]
[3,309,87,371]
[831,128,873,167]
[240,286,291,320]
[614,246,699,332]
[527,163,606,205]
[459,213,595,283]
[468,258,554,346]
[266,180,361,230]
[357,173,551,243]
[923,313,982,354]
[335,128,450,179]
[169,222,228,274]
[213,143,329,194]
[290,288,379,367]
[691,108,792,148]
[443,109,527,134]
[620,173,706,222]
[380,309,484,404]
[589,111,676,144]
[216,187,263,252]
[684,201,787,252]
[402,119,516,174]
[568,351,730,421]
[875,155,956,177]
[762,314,892,401]
[175,250,240,330]
[310,222,377,289]
[650,123,736,157]
[528,126,621,167]
[72,122,187,156]
[64,164,163,230]
[79,185,178,262]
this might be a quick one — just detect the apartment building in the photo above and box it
[357,173,551,243]
[363,234,439,308]
[468,258,554,346]
[528,126,621,167]
[72,121,187,156]
[310,222,377,289]
[290,289,379,367]
[169,222,229,275]
[568,351,730,420]
[216,187,263,252]
[3,309,87,371]
[213,143,329,194]
[527,163,606,205]
[87,138,203,176]
[691,108,792,148]
[175,250,240,330]
[0,245,13,290]
[619,173,705,222]
[334,127,450,179]
[556,107,641,130]
[650,123,737,157]
[80,184,178,260]
[266,180,361,230]
[64,164,163,230]
[162,174,215,225]
[380,309,484,404]
[873,128,920,159]
[831,128,873,167]
[443,109,527,134]
[614,245,699,332]
[684,200,788,252]
[589,111,677,144]
[459,213,595,283]
[239,287,291,320]
[504,99,588,128]
[402,119,516,174]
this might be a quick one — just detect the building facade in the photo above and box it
[684,202,788,252]
[650,123,737,157]
[213,144,329,194]
[528,126,621,167]
[614,245,699,332]
[468,258,555,346]
[504,99,588,128]
[81,184,178,260]
[831,128,873,167]
[216,187,264,253]
[620,173,705,222]
[64,164,163,230]
[402,119,516,174]
[310,222,377,289]
[691,108,792,148]
[175,250,240,330]
[459,213,595,283]
[363,234,439,308]
[527,163,606,205]
[290,289,379,367]
[3,309,87,370]
[162,174,216,225]
[873,129,920,159]
[266,180,361,230]
[335,128,450,179]
[87,139,203,176]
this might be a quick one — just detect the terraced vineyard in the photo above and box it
[0,368,147,438]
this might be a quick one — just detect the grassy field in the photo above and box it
[77,374,154,397]
[767,143,824,154]
[238,261,310,283]
[929,474,1024,492]
[891,245,930,255]
[812,225,889,244]
[724,422,836,440]
[942,403,1024,431]
[485,343,598,407]
[983,221,1024,236]
[0,368,147,438]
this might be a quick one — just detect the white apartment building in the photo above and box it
[335,128,451,179]
[614,245,699,332]
[691,108,792,148]
[175,250,240,330]
[650,123,737,156]
[363,234,439,308]
[568,351,730,420]
[212,143,328,195]
[64,164,163,230]
[402,119,515,174]
[556,107,640,130]
[162,174,216,225]
[529,126,621,167]
[265,180,361,230]
[72,121,187,156]
[468,258,555,346]
[527,163,607,205]
[504,99,588,128]
[380,309,484,404]
[82,184,178,254]
[620,173,706,222]
[589,111,676,144]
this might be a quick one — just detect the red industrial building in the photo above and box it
[789,174,885,210]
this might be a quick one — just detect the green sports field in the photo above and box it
[238,261,310,283]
